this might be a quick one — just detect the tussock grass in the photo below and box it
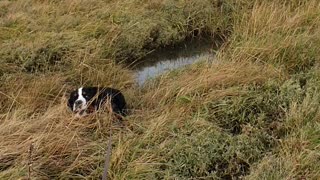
[0,0,227,72]
[225,0,320,72]
[1,0,320,179]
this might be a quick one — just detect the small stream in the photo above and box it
[132,38,218,85]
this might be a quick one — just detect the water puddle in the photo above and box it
[132,38,219,85]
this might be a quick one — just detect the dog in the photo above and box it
[67,87,127,118]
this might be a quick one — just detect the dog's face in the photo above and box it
[67,87,97,116]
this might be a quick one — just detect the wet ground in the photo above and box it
[131,38,219,85]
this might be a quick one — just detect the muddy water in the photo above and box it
[132,38,218,85]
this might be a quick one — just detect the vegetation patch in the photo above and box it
[1,0,320,179]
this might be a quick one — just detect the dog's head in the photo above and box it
[67,87,98,116]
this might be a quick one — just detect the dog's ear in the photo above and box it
[66,94,73,110]
[66,90,76,110]
[67,98,72,109]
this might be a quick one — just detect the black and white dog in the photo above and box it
[67,87,127,118]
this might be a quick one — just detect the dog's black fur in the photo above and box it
[67,87,127,117]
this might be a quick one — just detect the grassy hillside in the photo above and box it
[1,0,320,179]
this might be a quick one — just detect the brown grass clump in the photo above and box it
[142,60,285,108]
[226,0,320,72]
[0,102,114,179]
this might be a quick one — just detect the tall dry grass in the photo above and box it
[1,0,320,179]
